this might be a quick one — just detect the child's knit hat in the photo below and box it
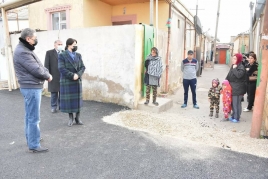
[212,78,220,87]
[222,80,230,86]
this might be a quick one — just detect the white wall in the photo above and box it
[0,20,29,80]
[0,22,7,80]
[10,25,144,108]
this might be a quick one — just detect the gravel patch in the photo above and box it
[103,110,268,158]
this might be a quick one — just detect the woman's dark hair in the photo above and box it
[249,53,257,61]
[65,38,77,50]
[151,47,159,56]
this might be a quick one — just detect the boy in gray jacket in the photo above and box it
[181,50,199,109]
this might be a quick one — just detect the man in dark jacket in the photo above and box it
[45,40,63,113]
[13,28,52,153]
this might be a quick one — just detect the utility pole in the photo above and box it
[250,0,268,138]
[213,0,221,65]
[150,0,153,26]
[249,1,254,51]
[190,0,204,76]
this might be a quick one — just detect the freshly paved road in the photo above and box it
[0,90,268,179]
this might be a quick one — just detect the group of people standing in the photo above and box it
[208,52,258,122]
[13,28,86,153]
[144,49,200,110]
[12,27,258,153]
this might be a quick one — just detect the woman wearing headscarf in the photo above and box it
[243,53,258,112]
[58,38,86,127]
[226,53,247,123]
[144,47,163,106]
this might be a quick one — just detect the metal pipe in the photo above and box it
[184,16,187,58]
[0,0,24,8]
[150,0,153,26]
[165,2,172,93]
[250,0,268,138]
[194,2,197,58]
[1,8,12,91]
[156,0,158,46]
[249,1,254,51]
[16,12,19,31]
[213,0,221,65]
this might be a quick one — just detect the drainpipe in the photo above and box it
[249,1,254,51]
[155,0,158,46]
[184,16,187,58]
[150,0,153,26]
[250,1,268,138]
[164,2,171,93]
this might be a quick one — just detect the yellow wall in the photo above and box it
[112,1,169,31]
[29,0,169,30]
[83,0,112,27]
[29,0,84,30]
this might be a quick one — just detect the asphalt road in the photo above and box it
[0,90,268,179]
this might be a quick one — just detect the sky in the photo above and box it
[179,0,253,43]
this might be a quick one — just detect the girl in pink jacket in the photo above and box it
[221,80,232,121]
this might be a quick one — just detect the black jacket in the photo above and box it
[246,62,258,84]
[226,63,247,96]
[44,49,61,92]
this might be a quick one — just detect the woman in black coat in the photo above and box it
[58,38,86,127]
[243,53,258,112]
[226,53,247,123]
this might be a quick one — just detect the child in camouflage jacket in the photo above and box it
[208,79,222,118]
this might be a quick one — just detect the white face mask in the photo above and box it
[57,45,63,51]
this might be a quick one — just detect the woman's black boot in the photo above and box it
[68,113,74,127]
[75,112,83,125]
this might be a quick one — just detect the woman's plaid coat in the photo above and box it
[58,51,86,113]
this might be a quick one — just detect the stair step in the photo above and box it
[137,97,173,113]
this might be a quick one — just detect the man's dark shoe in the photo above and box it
[51,108,57,113]
[29,147,48,153]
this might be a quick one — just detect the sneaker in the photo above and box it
[193,104,199,109]
[144,100,149,105]
[181,104,187,108]
[243,108,251,112]
[231,119,240,123]
[228,117,233,121]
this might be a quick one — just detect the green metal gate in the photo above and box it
[226,50,230,65]
[141,25,154,97]
[257,51,262,87]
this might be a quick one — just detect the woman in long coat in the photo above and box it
[58,38,86,127]
[226,53,247,123]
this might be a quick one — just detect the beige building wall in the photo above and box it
[112,1,169,30]
[83,0,112,27]
[29,0,84,30]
